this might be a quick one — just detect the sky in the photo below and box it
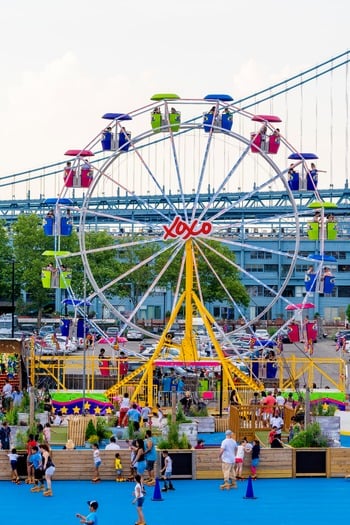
[0,0,349,197]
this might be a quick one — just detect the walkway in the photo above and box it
[2,478,349,525]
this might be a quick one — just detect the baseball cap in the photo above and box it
[225,429,233,436]
[87,501,98,510]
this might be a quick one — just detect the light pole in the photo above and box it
[11,259,15,337]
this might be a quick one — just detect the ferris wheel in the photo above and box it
[51,93,330,396]
[55,94,316,334]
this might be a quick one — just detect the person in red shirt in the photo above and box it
[261,391,276,427]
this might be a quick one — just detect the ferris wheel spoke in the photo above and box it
[85,238,182,302]
[127,138,179,216]
[121,242,185,324]
[197,142,252,224]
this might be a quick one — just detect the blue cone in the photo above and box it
[151,477,164,501]
[243,476,257,499]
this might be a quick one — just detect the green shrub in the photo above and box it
[289,422,329,448]
[85,420,97,441]
[5,407,18,425]
[157,421,191,449]
[96,417,113,441]
[87,434,99,445]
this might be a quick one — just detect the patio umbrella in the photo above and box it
[285,303,315,311]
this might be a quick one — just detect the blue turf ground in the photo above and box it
[3,477,350,525]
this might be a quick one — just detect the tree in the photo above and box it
[346,304,350,326]
[115,237,250,312]
[65,230,122,299]
[12,214,55,323]
[0,220,16,304]
[154,239,250,306]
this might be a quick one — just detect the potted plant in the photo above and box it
[289,422,329,477]
[96,417,113,444]
[5,407,19,425]
[188,404,215,433]
[85,420,97,447]
[311,402,340,447]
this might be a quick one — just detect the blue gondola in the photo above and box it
[43,198,73,236]
[203,94,234,133]
[101,113,132,152]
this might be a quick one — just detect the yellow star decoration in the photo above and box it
[94,406,101,415]
[61,406,68,414]
[105,407,113,414]
[73,406,81,414]
[84,402,91,410]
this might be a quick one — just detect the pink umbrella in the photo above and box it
[98,336,127,344]
[285,303,315,311]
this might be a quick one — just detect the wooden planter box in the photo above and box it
[157,449,194,479]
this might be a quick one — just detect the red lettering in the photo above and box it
[162,216,213,240]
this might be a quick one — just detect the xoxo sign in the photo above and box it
[163,216,213,240]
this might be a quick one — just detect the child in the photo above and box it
[161,451,175,492]
[43,423,51,446]
[140,403,152,428]
[8,448,20,484]
[132,474,146,525]
[250,439,260,480]
[76,500,98,525]
[92,443,101,483]
[115,452,123,481]
[235,438,247,480]
[25,434,37,484]
[126,439,137,481]
[29,445,45,492]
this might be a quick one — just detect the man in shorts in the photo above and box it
[219,429,237,489]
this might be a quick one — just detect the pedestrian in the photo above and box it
[140,402,152,428]
[0,421,11,450]
[127,403,141,432]
[250,439,260,479]
[132,438,146,485]
[155,403,164,427]
[92,443,101,482]
[2,379,13,411]
[119,392,130,427]
[7,447,20,484]
[144,429,157,486]
[161,450,175,492]
[76,500,98,525]
[115,452,123,481]
[179,391,192,415]
[40,443,55,496]
[132,474,146,525]
[12,386,23,408]
[43,423,51,446]
[29,445,45,492]
[105,436,120,450]
[25,433,37,483]
[218,429,237,490]
[270,408,284,440]
[235,438,247,480]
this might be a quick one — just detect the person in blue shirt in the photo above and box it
[76,500,98,525]
[176,377,185,396]
[144,429,157,485]
[127,403,141,431]
[162,373,172,406]
[29,445,45,492]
